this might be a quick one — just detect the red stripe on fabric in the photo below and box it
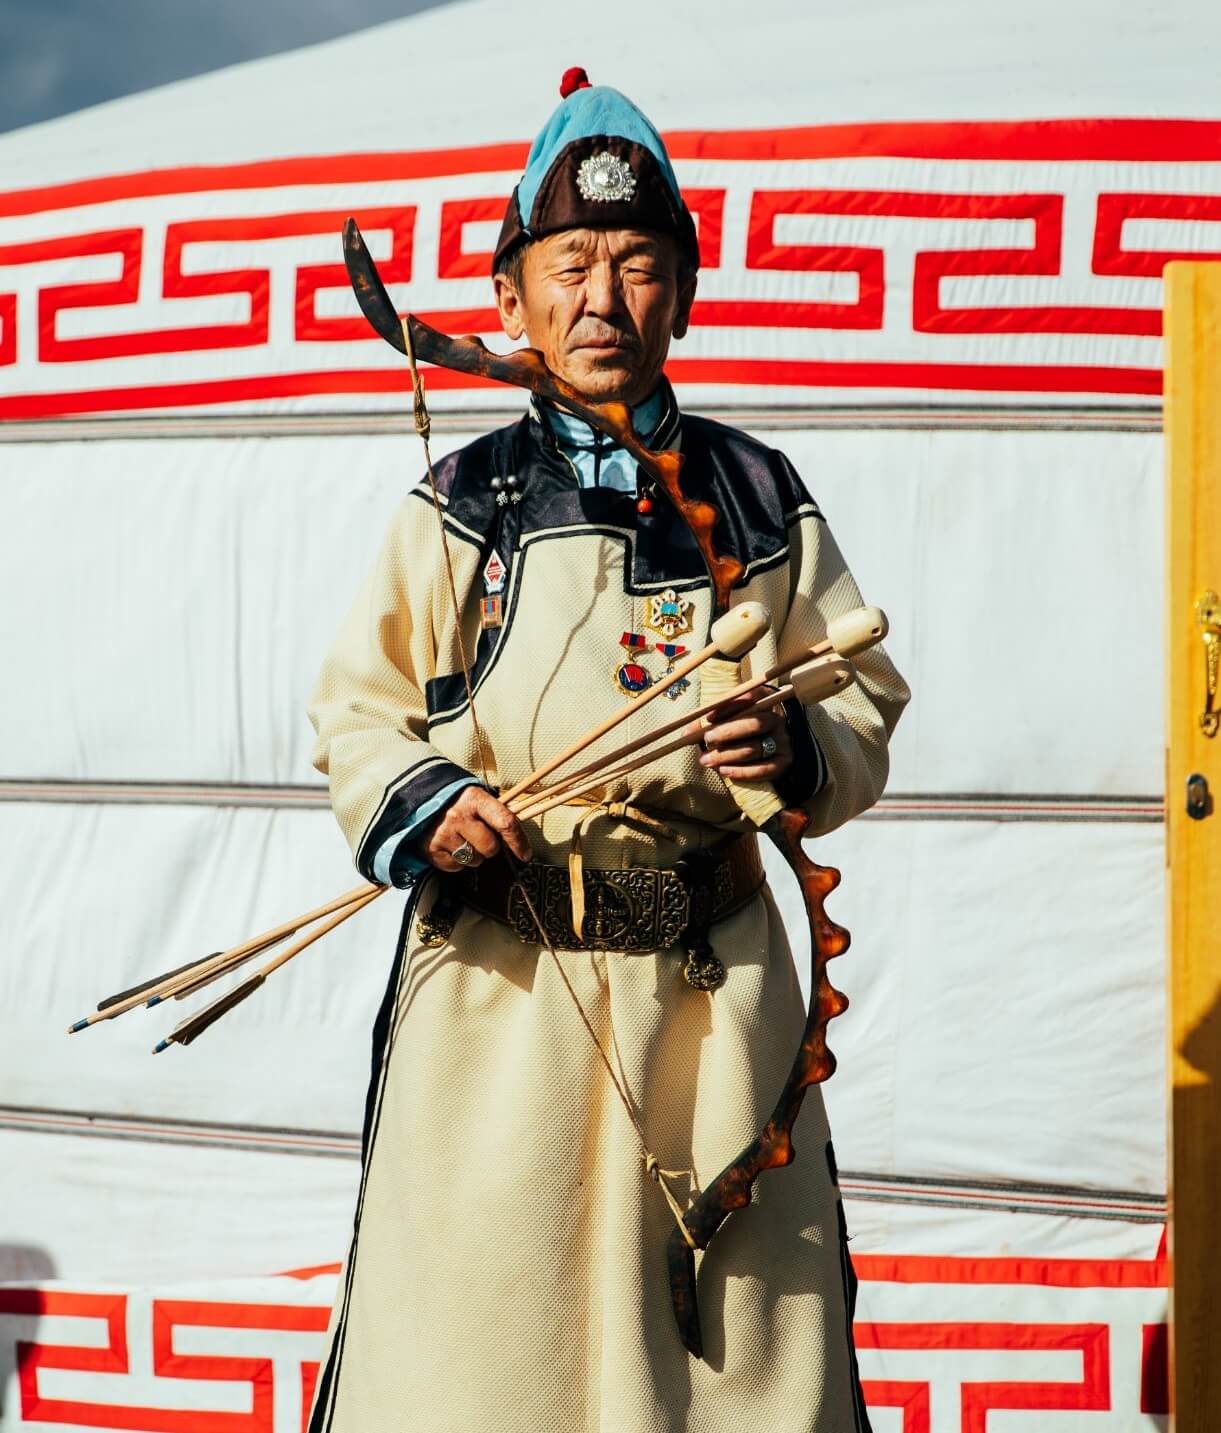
[150,1300,274,1432]
[736,187,1158,338]
[967,1324,1110,1423]
[2,120,1218,219]
[0,290,14,365]
[13,1297,331,1431]
[436,196,507,281]
[155,1300,331,1332]
[857,1323,1111,1427]
[276,1263,343,1280]
[665,117,1221,163]
[860,1381,931,1433]
[854,1252,1168,1287]
[663,358,1162,394]
[1094,193,1221,278]
[1141,1323,1170,1414]
[0,145,530,219]
[0,357,1162,419]
[300,1362,320,1433]
[12,1292,131,1428]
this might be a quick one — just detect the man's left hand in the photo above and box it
[693,691,793,782]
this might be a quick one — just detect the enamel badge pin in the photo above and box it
[645,588,694,642]
[480,550,506,630]
[482,550,506,594]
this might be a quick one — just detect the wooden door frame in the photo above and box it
[1164,259,1221,1430]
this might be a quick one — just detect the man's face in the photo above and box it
[493,228,696,406]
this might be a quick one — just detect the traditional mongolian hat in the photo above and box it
[493,68,700,274]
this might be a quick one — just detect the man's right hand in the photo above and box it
[418,786,532,873]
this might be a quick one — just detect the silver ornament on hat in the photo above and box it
[576,151,637,203]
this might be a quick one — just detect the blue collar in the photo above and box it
[534,388,671,493]
[542,387,666,450]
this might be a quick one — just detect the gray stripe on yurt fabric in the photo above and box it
[0,1105,1168,1223]
[0,780,1167,823]
[0,405,1163,443]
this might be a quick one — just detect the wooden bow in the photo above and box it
[342,218,855,1362]
[343,219,742,609]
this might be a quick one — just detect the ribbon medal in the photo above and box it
[655,642,690,700]
[613,631,653,698]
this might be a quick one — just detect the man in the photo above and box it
[307,71,908,1433]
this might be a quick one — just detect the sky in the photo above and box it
[0,0,444,134]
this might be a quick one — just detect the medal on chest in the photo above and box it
[611,630,695,703]
[480,549,506,630]
[613,631,653,698]
[644,587,694,642]
[654,642,690,700]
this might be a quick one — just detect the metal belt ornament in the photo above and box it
[507,863,690,951]
[342,217,856,1364]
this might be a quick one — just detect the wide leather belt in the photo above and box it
[460,832,765,954]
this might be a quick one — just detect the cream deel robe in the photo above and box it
[306,409,908,1432]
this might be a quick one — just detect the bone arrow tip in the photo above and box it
[710,601,771,659]
[826,605,888,657]
[152,1039,172,1055]
[67,1017,89,1034]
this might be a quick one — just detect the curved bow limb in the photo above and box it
[666,805,851,1359]
[342,217,743,609]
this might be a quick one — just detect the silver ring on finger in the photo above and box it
[450,840,478,867]
[759,734,778,759]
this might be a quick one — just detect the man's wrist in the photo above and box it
[375,776,481,886]
[773,698,828,807]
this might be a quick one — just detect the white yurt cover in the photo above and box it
[4,0,1216,1425]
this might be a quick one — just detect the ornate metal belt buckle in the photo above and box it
[581,874,641,947]
[506,864,690,952]
[582,868,689,951]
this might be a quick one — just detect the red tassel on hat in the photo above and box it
[560,67,591,98]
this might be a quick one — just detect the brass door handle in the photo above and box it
[1196,591,1221,737]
